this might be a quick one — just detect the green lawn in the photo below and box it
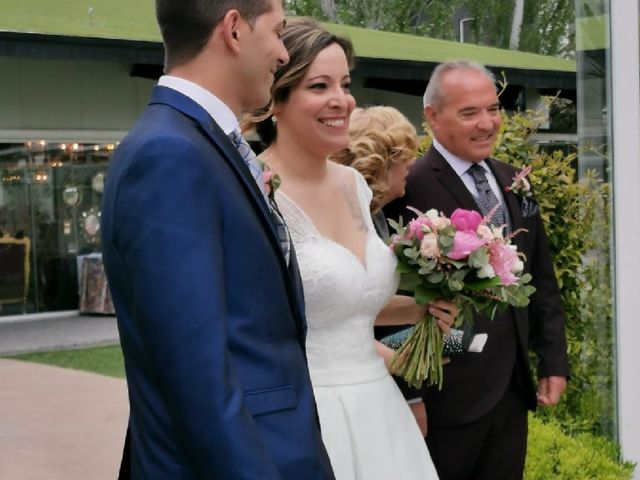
[9,345,125,378]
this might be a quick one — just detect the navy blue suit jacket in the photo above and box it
[101,86,333,479]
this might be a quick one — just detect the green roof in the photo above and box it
[326,23,575,71]
[1,0,575,72]
[1,0,160,41]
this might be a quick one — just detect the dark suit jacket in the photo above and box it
[101,86,333,479]
[384,146,570,426]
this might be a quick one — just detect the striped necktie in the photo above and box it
[228,129,290,264]
[467,163,508,231]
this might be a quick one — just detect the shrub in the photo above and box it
[526,415,635,479]
[493,105,615,437]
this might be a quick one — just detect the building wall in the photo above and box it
[0,56,154,134]
[0,55,427,136]
[0,54,431,316]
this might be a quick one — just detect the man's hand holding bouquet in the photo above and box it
[386,207,536,389]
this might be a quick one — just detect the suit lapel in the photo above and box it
[486,159,526,250]
[287,243,307,343]
[148,86,308,336]
[428,148,527,252]
[149,87,274,227]
[428,147,479,212]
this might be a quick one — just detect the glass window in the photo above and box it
[0,140,115,315]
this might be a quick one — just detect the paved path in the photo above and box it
[0,312,126,479]
[0,358,128,480]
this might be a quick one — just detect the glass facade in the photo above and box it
[572,0,617,438]
[0,140,116,315]
[607,0,640,467]
[577,0,640,466]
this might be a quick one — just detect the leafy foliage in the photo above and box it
[493,101,615,438]
[462,0,575,56]
[286,0,575,57]
[525,414,635,479]
[286,0,458,38]
[519,0,575,57]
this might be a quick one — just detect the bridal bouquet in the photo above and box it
[386,207,536,389]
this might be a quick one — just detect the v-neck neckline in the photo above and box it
[276,189,371,270]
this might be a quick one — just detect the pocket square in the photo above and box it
[381,326,469,357]
[520,197,539,217]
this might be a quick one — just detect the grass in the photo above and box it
[0,0,575,71]
[9,344,125,378]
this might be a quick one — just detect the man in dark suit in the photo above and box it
[101,1,334,478]
[385,60,570,480]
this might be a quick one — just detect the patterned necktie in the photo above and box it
[228,129,290,264]
[467,163,508,230]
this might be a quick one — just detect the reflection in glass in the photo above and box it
[62,186,80,206]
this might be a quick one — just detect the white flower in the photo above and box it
[491,226,504,240]
[477,225,493,241]
[425,209,440,220]
[420,233,441,258]
[477,263,496,279]
[512,260,524,273]
[431,216,451,230]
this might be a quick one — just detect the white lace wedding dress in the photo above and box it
[276,168,439,480]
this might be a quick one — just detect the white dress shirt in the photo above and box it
[432,138,508,207]
[158,75,239,135]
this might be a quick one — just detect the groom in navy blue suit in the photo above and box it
[101,1,334,478]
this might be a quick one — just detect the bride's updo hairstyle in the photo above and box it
[241,17,355,147]
[331,106,418,214]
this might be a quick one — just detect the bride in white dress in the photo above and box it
[245,18,456,479]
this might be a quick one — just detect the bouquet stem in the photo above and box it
[389,313,444,389]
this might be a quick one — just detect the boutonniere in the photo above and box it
[504,165,533,199]
[505,166,539,217]
[262,165,281,202]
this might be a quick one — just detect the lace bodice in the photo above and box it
[276,168,399,382]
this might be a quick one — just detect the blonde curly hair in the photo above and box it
[331,106,418,213]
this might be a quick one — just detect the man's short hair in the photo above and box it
[422,60,496,109]
[156,0,273,71]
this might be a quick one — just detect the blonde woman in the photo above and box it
[331,106,418,238]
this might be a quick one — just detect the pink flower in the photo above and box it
[505,166,533,197]
[406,217,432,241]
[263,170,273,195]
[450,209,483,233]
[447,231,486,260]
[488,243,519,285]
[388,234,402,252]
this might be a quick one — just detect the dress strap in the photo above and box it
[274,190,317,244]
[350,168,375,233]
